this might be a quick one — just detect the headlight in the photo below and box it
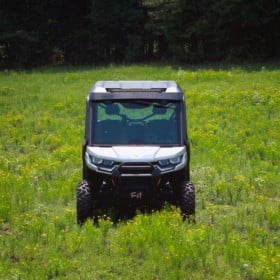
[158,159,170,167]
[88,154,115,169]
[169,156,182,165]
[102,159,114,167]
[89,154,103,165]
[158,155,183,168]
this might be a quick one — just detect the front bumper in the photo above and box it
[84,146,187,207]
[86,161,182,208]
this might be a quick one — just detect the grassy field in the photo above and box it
[0,64,279,279]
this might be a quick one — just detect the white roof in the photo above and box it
[93,81,179,93]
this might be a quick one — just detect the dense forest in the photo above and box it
[0,0,279,68]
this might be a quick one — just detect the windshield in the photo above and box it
[91,100,181,145]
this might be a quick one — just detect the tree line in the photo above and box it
[0,0,279,68]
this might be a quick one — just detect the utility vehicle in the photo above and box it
[77,81,195,223]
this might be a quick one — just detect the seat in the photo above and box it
[94,120,123,144]
[148,120,178,144]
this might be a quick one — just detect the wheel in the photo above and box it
[180,181,195,221]
[76,180,94,225]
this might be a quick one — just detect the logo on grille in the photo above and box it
[130,192,143,200]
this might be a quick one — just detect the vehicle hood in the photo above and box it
[86,146,186,162]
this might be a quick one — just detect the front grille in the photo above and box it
[119,162,154,176]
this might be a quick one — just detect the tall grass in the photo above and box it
[0,64,279,279]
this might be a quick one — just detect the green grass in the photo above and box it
[0,64,279,279]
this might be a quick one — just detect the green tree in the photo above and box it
[143,0,280,62]
[88,0,146,63]
[0,0,279,68]
[0,0,48,68]
[142,0,176,60]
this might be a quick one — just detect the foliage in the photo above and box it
[88,0,146,63]
[0,64,280,279]
[0,0,279,68]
